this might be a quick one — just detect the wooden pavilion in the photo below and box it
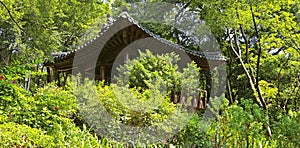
[44,12,226,109]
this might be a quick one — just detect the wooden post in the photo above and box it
[192,95,197,108]
[203,90,207,108]
[173,94,178,104]
[47,67,51,83]
[24,72,31,91]
[180,96,185,105]
[100,65,105,80]
[199,90,204,109]
[57,71,60,86]
[53,68,58,82]
[205,71,212,102]
[62,72,68,86]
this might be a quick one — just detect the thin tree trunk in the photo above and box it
[243,5,271,138]
[227,79,233,104]
[230,30,272,137]
[250,5,268,110]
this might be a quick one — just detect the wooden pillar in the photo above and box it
[47,67,51,83]
[173,94,178,104]
[81,69,86,83]
[205,71,212,102]
[203,90,207,108]
[53,68,58,82]
[100,65,105,81]
[57,71,61,86]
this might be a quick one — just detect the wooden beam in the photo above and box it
[57,67,73,72]
[130,26,134,43]
[116,31,123,46]
[123,28,128,45]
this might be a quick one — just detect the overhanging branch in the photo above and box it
[0,1,23,31]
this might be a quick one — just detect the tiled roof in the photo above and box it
[52,12,226,62]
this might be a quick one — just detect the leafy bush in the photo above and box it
[205,99,300,147]
[0,78,126,147]
[115,49,202,95]
[0,121,125,147]
[73,79,190,145]
[272,110,300,147]
[0,122,54,147]
[115,50,181,92]
[98,82,177,127]
[168,97,300,147]
[0,64,48,91]
[171,114,211,147]
[0,80,76,130]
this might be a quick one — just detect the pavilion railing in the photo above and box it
[171,88,207,110]
[84,72,208,110]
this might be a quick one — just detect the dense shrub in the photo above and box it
[115,49,202,96]
[72,50,204,146]
[0,80,76,130]
[0,51,299,147]
[0,122,54,147]
[73,79,189,146]
[0,79,111,147]
[115,50,181,92]
[205,99,300,147]
[1,76,299,147]
[0,121,124,147]
[165,97,300,148]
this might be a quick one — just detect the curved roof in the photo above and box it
[46,12,226,72]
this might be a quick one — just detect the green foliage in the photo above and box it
[0,80,75,130]
[163,97,299,147]
[0,0,299,146]
[115,49,202,96]
[0,121,124,147]
[116,49,181,92]
[205,99,300,147]
[0,78,128,147]
[73,78,189,146]
[98,82,177,127]
[1,62,299,147]
[191,0,300,109]
[0,122,54,147]
[180,61,201,99]
[171,114,211,147]
[0,79,83,146]
[0,0,110,66]
[272,110,300,146]
[73,50,204,145]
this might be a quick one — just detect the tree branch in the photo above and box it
[239,25,249,63]
[0,1,23,31]
[250,5,262,88]
[250,4,268,110]
[227,28,239,57]
[229,28,267,111]
[250,4,272,138]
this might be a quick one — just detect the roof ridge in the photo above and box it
[114,13,226,60]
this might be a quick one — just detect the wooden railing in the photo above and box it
[171,88,207,110]
[83,72,208,110]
